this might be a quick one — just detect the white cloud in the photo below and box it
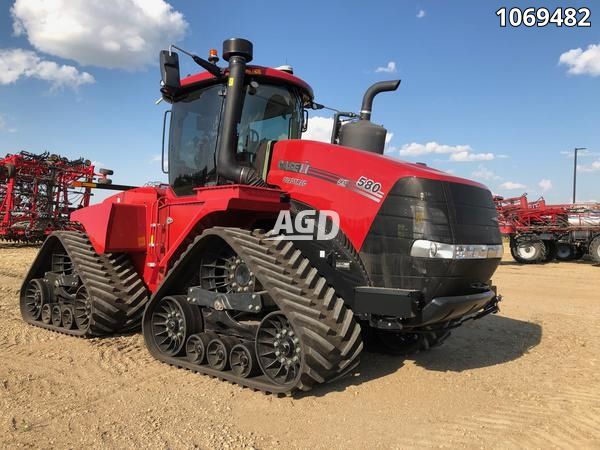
[302,116,333,143]
[449,151,495,162]
[578,160,600,172]
[497,154,510,159]
[500,181,527,190]
[375,62,397,73]
[150,154,162,164]
[559,43,600,76]
[91,160,105,168]
[538,179,552,192]
[472,165,501,181]
[416,10,426,19]
[0,48,94,89]
[11,0,187,70]
[397,141,495,162]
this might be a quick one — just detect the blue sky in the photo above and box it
[0,0,598,203]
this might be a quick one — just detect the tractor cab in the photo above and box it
[160,39,313,196]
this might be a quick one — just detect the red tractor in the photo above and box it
[20,39,503,394]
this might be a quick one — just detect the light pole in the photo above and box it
[573,147,586,204]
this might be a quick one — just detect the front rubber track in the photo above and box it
[143,228,364,395]
[20,231,149,337]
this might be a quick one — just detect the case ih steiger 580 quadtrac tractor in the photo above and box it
[20,38,503,394]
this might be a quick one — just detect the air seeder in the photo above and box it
[496,194,600,263]
[0,151,110,242]
[21,39,503,394]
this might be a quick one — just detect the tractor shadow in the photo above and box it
[305,315,541,397]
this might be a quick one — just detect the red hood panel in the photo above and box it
[267,140,491,250]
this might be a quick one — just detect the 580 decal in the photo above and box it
[356,176,382,194]
[354,176,385,202]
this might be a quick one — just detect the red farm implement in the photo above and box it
[495,194,600,264]
[0,151,114,243]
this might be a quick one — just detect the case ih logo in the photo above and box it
[267,210,340,241]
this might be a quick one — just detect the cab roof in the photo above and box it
[180,65,314,103]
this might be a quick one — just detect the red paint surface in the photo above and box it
[267,140,489,250]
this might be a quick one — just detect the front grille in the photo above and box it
[359,177,501,299]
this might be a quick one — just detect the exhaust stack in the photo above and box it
[339,80,400,154]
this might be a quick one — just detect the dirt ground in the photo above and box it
[1,243,599,449]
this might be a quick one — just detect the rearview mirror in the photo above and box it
[160,50,180,91]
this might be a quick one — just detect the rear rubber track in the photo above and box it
[144,227,363,395]
[20,231,149,337]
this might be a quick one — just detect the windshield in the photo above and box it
[168,81,303,196]
[236,83,303,167]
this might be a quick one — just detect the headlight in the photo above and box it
[410,240,503,259]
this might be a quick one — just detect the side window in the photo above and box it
[169,85,224,196]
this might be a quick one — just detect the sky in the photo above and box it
[0,0,598,203]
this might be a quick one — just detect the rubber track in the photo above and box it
[20,231,149,337]
[144,227,363,395]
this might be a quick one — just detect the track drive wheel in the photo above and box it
[256,312,304,388]
[510,236,545,264]
[590,236,600,264]
[147,295,202,357]
[22,278,50,321]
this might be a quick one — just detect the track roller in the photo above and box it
[230,342,259,378]
[41,304,52,324]
[61,306,75,330]
[207,336,238,371]
[186,332,216,364]
[51,305,62,327]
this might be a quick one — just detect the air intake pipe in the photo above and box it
[216,38,265,186]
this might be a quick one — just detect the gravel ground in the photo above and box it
[1,243,599,449]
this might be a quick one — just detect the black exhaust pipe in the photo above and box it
[338,80,401,154]
[216,38,265,185]
[359,80,401,120]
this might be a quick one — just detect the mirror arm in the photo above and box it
[171,45,222,78]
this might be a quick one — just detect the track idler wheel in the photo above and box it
[41,304,52,324]
[230,342,259,378]
[147,295,202,357]
[51,305,62,327]
[256,312,302,388]
[22,278,50,321]
[206,336,238,371]
[186,332,216,364]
